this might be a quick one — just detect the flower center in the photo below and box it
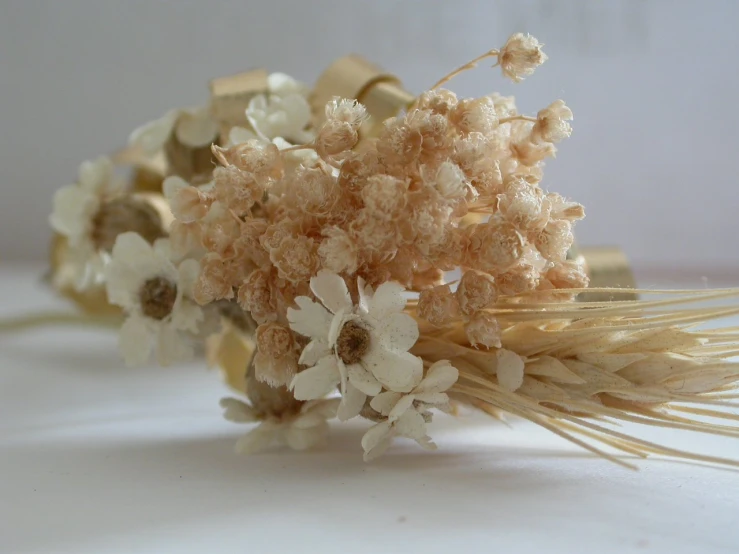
[336,321,371,365]
[91,197,166,252]
[139,277,177,321]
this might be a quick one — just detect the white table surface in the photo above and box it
[2,265,738,554]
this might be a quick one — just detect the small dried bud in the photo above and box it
[421,161,469,200]
[466,220,525,274]
[465,312,502,348]
[194,254,234,304]
[315,120,358,158]
[498,177,547,232]
[270,235,320,283]
[325,98,368,128]
[498,33,548,82]
[532,100,573,144]
[294,164,339,216]
[417,284,461,326]
[495,263,540,296]
[212,140,282,185]
[238,269,275,323]
[415,89,458,116]
[256,322,294,359]
[535,220,574,262]
[545,260,589,290]
[450,97,499,135]
[318,227,359,275]
[213,166,261,214]
[163,176,211,223]
[457,270,498,315]
[361,175,408,215]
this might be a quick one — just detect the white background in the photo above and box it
[1,0,738,279]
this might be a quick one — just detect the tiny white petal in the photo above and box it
[369,391,402,416]
[220,398,259,423]
[162,175,190,202]
[362,347,423,393]
[310,270,352,314]
[287,296,333,340]
[290,356,340,400]
[394,409,428,441]
[156,323,193,366]
[413,360,459,394]
[299,339,331,366]
[284,422,329,451]
[337,382,366,422]
[368,281,406,321]
[413,392,449,407]
[376,312,419,354]
[497,349,525,392]
[388,394,415,421]
[235,423,277,454]
[361,420,394,454]
[118,315,154,366]
[347,363,382,396]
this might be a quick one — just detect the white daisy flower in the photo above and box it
[104,232,203,366]
[244,73,313,144]
[287,270,423,422]
[129,107,219,155]
[220,397,339,453]
[49,157,165,291]
[362,360,459,461]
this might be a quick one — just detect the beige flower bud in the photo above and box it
[457,270,498,315]
[465,312,502,348]
[498,33,548,83]
[417,284,461,326]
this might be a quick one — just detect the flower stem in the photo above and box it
[429,50,500,91]
[0,311,120,333]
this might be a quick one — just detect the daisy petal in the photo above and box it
[171,298,203,333]
[118,315,154,366]
[394,409,428,441]
[228,126,258,146]
[347,363,383,396]
[302,398,341,419]
[369,391,402,416]
[284,421,329,451]
[337,382,366,422]
[235,423,277,454]
[388,394,415,420]
[368,281,406,321]
[361,420,393,454]
[162,175,189,202]
[290,356,340,400]
[287,296,333,340]
[78,157,112,192]
[156,324,193,366]
[363,435,395,462]
[376,312,419,353]
[310,270,352,314]
[413,360,459,394]
[299,339,331,366]
[357,277,372,315]
[220,398,259,423]
[362,347,423,393]
[497,349,525,392]
[413,392,449,407]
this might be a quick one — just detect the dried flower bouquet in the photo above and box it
[42,34,739,465]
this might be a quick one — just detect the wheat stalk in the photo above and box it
[410,288,739,469]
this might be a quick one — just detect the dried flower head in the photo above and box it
[498,33,548,82]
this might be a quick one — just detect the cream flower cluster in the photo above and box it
[48,35,589,460]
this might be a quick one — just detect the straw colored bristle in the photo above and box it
[412,288,739,468]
